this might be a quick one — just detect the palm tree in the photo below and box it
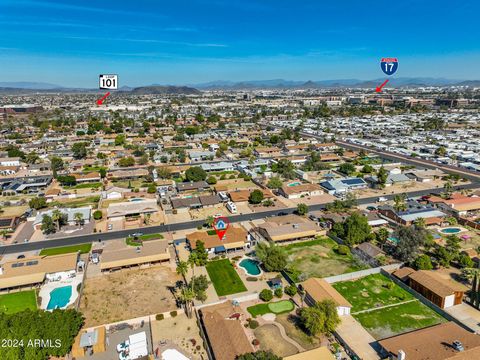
[178,286,195,318]
[0,229,9,241]
[393,193,407,212]
[51,209,63,231]
[298,287,306,308]
[443,181,454,199]
[74,212,84,227]
[176,261,188,279]
[205,216,215,228]
[414,217,426,229]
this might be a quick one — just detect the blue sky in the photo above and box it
[0,0,479,87]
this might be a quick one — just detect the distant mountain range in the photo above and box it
[190,77,475,89]
[0,78,480,94]
[0,83,200,95]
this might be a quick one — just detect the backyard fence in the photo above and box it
[323,263,402,284]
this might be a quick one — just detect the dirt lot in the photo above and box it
[80,265,181,327]
[151,314,207,359]
[355,179,454,199]
[254,324,298,357]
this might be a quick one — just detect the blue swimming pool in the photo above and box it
[439,227,462,234]
[129,198,145,202]
[287,182,301,187]
[239,258,261,276]
[47,286,72,310]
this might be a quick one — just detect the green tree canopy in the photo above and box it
[299,299,340,336]
[255,242,287,272]
[185,166,207,182]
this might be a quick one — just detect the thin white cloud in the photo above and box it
[63,35,227,48]
[5,0,166,19]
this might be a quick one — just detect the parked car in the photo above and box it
[107,224,113,231]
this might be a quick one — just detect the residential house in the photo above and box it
[186,226,250,254]
[99,239,170,272]
[33,206,91,230]
[378,200,447,226]
[199,302,254,360]
[176,181,210,193]
[279,183,323,199]
[107,199,158,219]
[320,177,368,195]
[378,322,480,360]
[428,193,480,217]
[256,214,325,243]
[228,189,274,203]
[0,253,79,290]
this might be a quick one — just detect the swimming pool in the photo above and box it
[47,286,72,310]
[239,258,262,276]
[287,182,301,187]
[129,198,145,202]
[439,227,463,235]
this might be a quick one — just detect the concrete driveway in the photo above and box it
[335,315,381,360]
[445,303,480,333]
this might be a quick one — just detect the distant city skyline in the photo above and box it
[1,0,480,87]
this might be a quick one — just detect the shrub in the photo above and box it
[285,284,298,297]
[170,311,177,317]
[274,288,283,298]
[93,210,103,220]
[336,245,350,255]
[246,277,258,282]
[252,339,260,346]
[384,281,394,290]
[156,313,164,321]
[259,289,273,302]
[248,319,259,329]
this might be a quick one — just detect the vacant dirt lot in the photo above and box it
[80,265,181,327]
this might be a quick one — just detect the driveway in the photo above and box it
[335,315,381,360]
[445,303,480,333]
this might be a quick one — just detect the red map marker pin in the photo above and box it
[96,91,111,105]
[213,216,230,241]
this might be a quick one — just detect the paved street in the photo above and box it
[0,183,477,256]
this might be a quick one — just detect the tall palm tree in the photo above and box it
[176,261,189,279]
[51,209,63,231]
[178,286,195,318]
[74,212,84,227]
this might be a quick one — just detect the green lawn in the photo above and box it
[284,237,368,281]
[354,300,446,339]
[40,243,92,256]
[126,233,164,246]
[0,290,37,314]
[332,273,414,312]
[247,300,295,318]
[64,182,102,189]
[205,259,247,296]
